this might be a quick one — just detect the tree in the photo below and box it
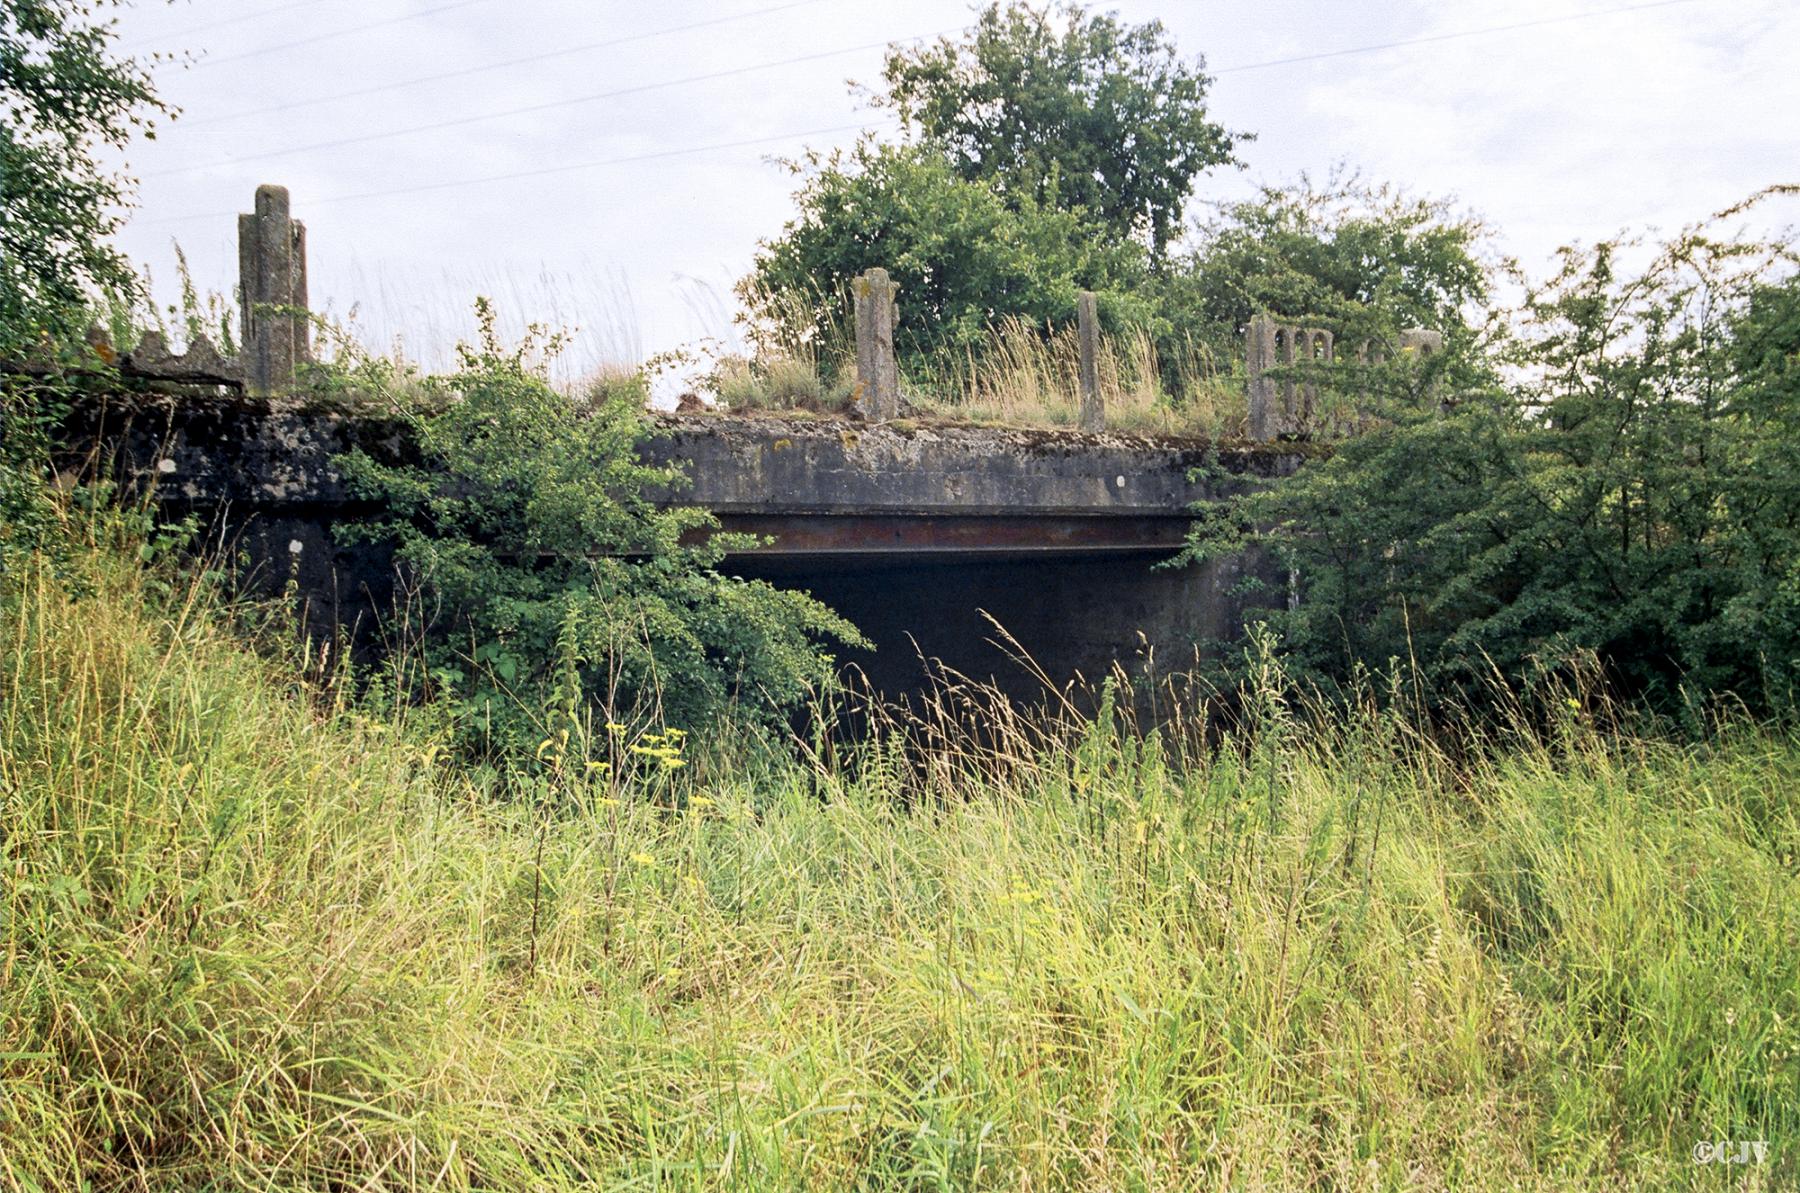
[876,1,1240,258]
[1163,172,1493,356]
[1,0,172,353]
[740,141,1152,367]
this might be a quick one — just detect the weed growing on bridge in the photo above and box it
[907,315,1239,436]
[3,515,1796,1190]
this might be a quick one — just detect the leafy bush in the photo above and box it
[1188,207,1800,719]
[1164,172,1492,357]
[343,302,866,757]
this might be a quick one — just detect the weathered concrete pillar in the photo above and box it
[1276,325,1297,433]
[1247,313,1277,442]
[853,267,900,421]
[237,184,310,395]
[1076,290,1103,433]
[1300,328,1332,429]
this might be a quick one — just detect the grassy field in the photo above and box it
[2,526,1797,1190]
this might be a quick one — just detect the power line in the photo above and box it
[146,27,960,178]
[134,118,893,225]
[128,0,1705,227]
[1212,0,1702,75]
[119,0,338,53]
[191,0,503,69]
[180,0,833,128]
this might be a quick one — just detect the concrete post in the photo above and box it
[1300,328,1333,430]
[237,184,310,395]
[1246,313,1276,442]
[1076,290,1103,433]
[853,267,900,421]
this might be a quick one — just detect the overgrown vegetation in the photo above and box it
[3,519,1796,1189]
[339,301,865,759]
[3,4,1798,1187]
[1187,202,1800,719]
[733,3,1488,433]
[1162,170,1494,365]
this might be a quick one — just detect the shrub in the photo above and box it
[1186,207,1800,719]
[342,301,866,758]
[1,0,172,354]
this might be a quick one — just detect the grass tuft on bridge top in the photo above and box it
[2,516,1797,1190]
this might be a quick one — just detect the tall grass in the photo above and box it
[724,279,1240,434]
[911,316,1238,437]
[2,523,1796,1189]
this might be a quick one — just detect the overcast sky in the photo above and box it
[108,0,1799,384]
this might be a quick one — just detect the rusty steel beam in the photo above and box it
[687,512,1191,557]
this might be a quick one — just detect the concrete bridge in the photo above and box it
[52,185,1367,704]
[63,393,1301,704]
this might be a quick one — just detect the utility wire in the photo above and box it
[190,0,503,69]
[135,118,895,225]
[130,0,1706,224]
[145,27,960,178]
[119,0,337,53]
[1212,0,1702,75]
[179,0,833,127]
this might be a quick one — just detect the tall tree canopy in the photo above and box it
[875,1,1240,258]
[0,0,171,352]
[740,142,1151,364]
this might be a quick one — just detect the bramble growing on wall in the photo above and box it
[342,301,866,758]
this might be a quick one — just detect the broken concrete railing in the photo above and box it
[120,329,243,386]
[118,184,312,397]
[1076,290,1103,433]
[1246,315,1334,442]
[852,267,901,421]
[1246,314,1446,442]
[237,184,311,394]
